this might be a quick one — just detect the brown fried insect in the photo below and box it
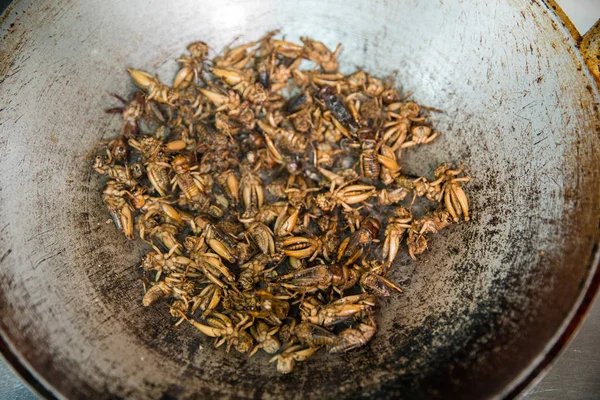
[171,155,212,210]
[337,217,381,266]
[307,294,376,327]
[93,156,142,187]
[356,127,381,180]
[224,290,290,325]
[128,69,176,105]
[407,210,454,260]
[318,86,358,133]
[238,253,272,291]
[102,135,129,164]
[278,263,359,293]
[294,322,337,347]
[359,272,403,297]
[269,345,318,374]
[329,317,377,353]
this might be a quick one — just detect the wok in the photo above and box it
[1,0,599,398]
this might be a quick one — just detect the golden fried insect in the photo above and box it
[138,219,182,254]
[365,74,386,97]
[143,274,197,307]
[214,36,259,68]
[142,281,173,306]
[279,236,323,261]
[140,196,185,226]
[191,284,223,317]
[442,177,471,221]
[146,156,172,197]
[315,183,376,212]
[215,169,240,204]
[238,253,272,291]
[377,186,410,205]
[199,87,241,112]
[173,41,209,89]
[140,248,190,281]
[269,345,318,374]
[273,204,302,237]
[300,37,341,73]
[401,125,439,148]
[239,169,264,217]
[382,207,412,264]
[271,39,305,58]
[185,311,254,353]
[249,202,287,225]
[377,144,402,185]
[203,224,239,263]
[250,321,281,356]
[381,101,422,151]
[244,222,275,255]
[102,181,135,239]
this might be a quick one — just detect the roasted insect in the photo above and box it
[337,217,380,266]
[91,33,471,374]
[382,207,413,264]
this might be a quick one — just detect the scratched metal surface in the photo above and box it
[0,0,599,399]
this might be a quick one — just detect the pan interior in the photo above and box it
[0,0,599,398]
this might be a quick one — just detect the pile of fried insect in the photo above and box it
[93,32,470,374]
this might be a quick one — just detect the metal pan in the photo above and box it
[1,0,599,398]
